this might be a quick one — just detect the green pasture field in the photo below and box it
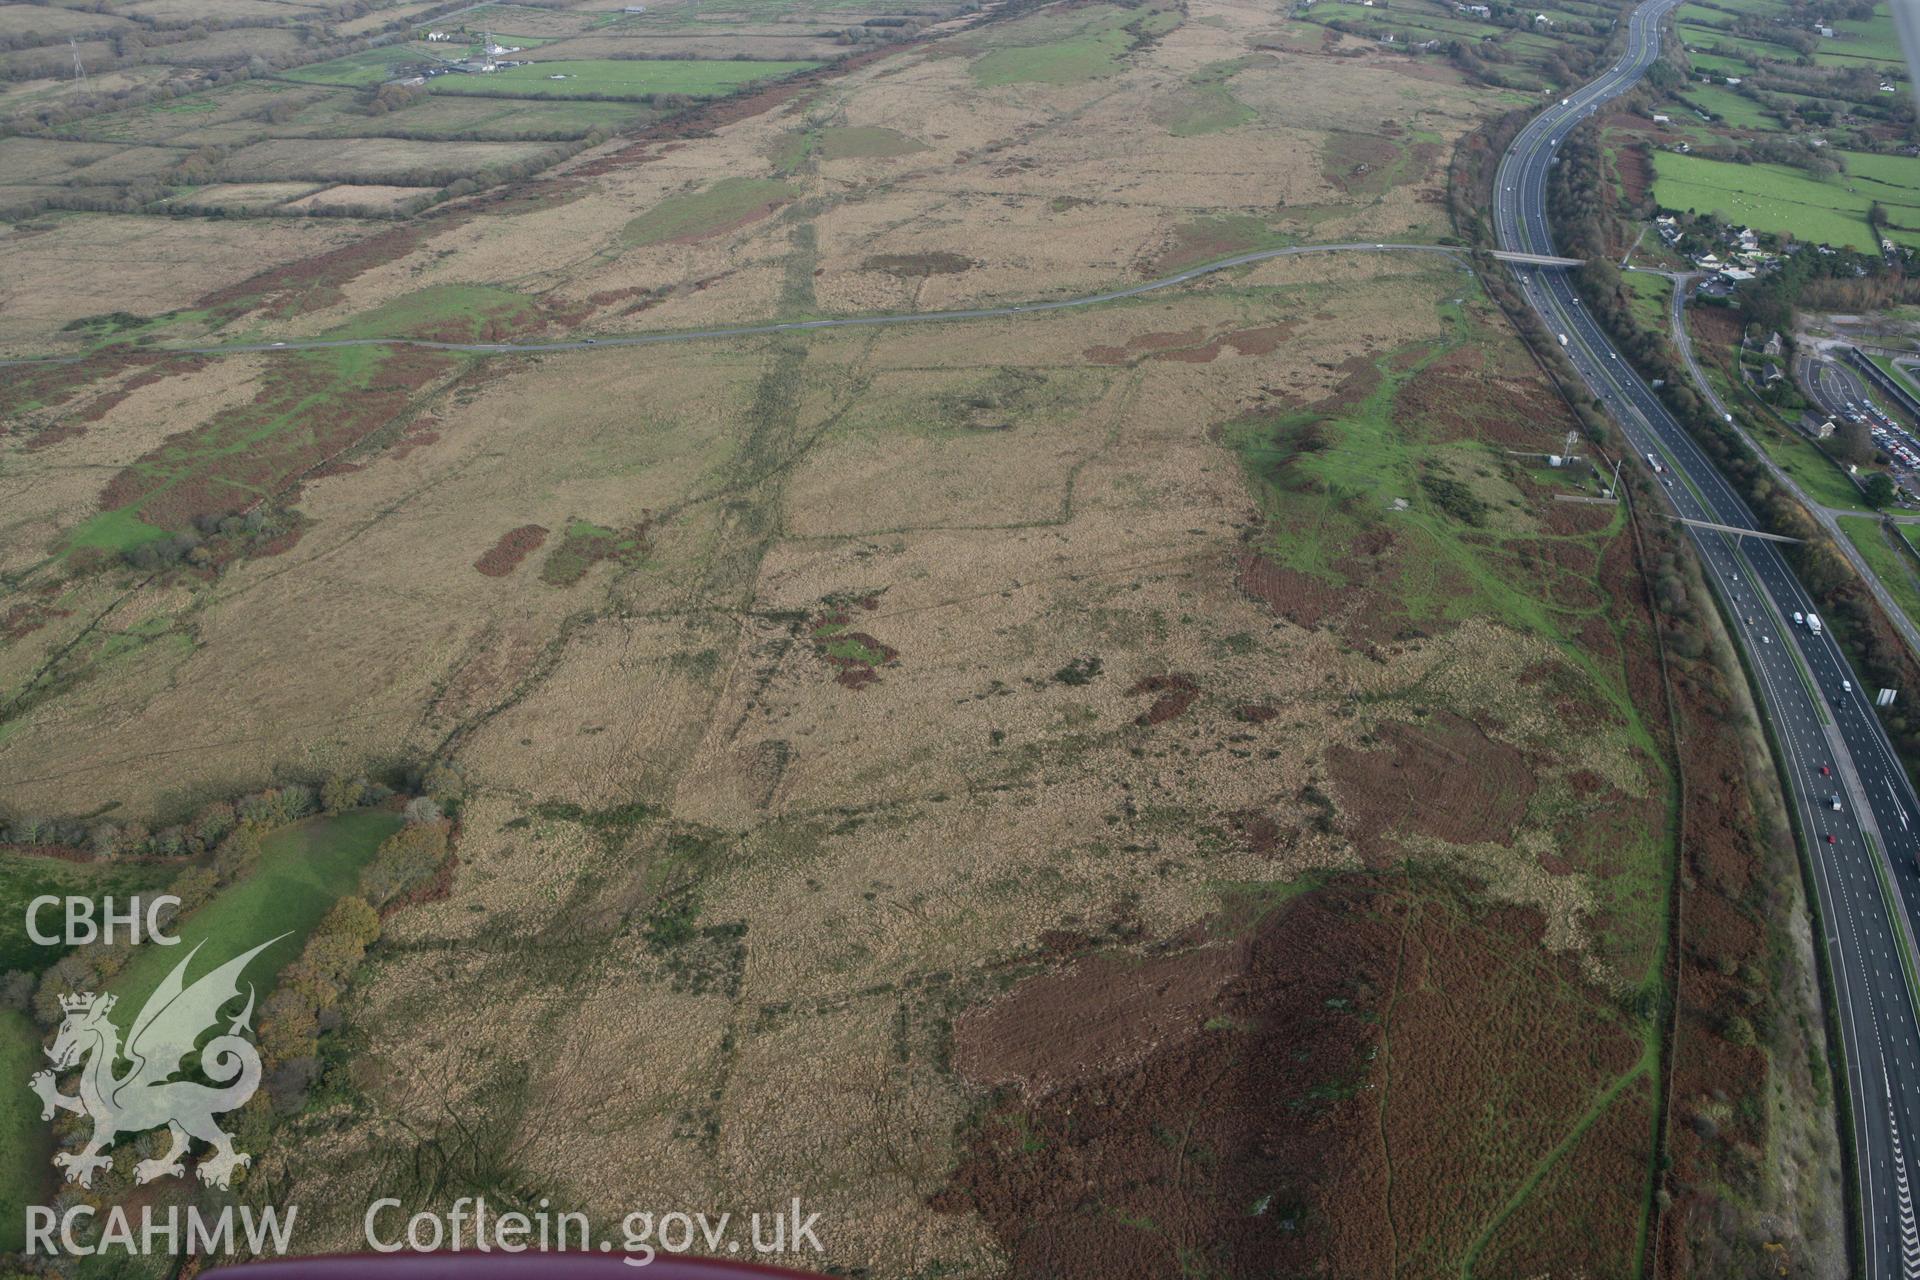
[0,853,178,976]
[1676,22,1797,60]
[0,1009,44,1253]
[1672,2,1731,25]
[1309,2,1505,37]
[969,5,1178,86]
[278,46,425,86]
[326,284,537,341]
[815,125,925,160]
[1685,50,1756,76]
[1652,152,1890,249]
[1677,82,1776,128]
[429,57,816,98]
[108,810,402,1015]
[309,94,651,139]
[1817,11,1904,66]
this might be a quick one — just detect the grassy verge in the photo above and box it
[1752,425,1868,511]
[1838,515,1920,635]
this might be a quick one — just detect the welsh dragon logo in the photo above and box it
[27,936,284,1190]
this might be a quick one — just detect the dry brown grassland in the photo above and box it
[0,0,1698,1273]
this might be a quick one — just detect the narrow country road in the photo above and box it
[0,240,1480,368]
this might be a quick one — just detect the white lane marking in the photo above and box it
[1887,1066,1920,1277]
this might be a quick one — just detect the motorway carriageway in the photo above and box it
[1498,2,1920,1274]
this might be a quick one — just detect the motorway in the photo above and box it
[1497,3,1920,1274]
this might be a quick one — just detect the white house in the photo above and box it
[1651,112,1670,124]
[425,30,451,40]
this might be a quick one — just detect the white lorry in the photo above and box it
[1807,612,1823,635]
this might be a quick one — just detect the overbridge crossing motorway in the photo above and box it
[1496,1,1920,1275]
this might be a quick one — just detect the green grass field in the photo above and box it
[1685,50,1756,77]
[621,176,790,247]
[1622,271,1671,331]
[326,283,536,341]
[1652,151,1883,248]
[972,22,1136,84]
[1840,515,1920,632]
[313,94,650,139]
[1840,150,1920,241]
[1677,22,1797,60]
[1817,11,1904,65]
[0,811,398,1254]
[430,58,815,99]
[0,1008,46,1253]
[107,810,402,1015]
[1673,2,1732,24]
[1166,57,1260,135]
[1677,83,1776,128]
[279,46,426,86]
[970,6,1177,86]
[1756,424,1869,509]
[813,125,925,161]
[0,854,178,975]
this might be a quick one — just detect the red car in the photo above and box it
[1827,833,1837,845]
[1820,765,1831,776]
